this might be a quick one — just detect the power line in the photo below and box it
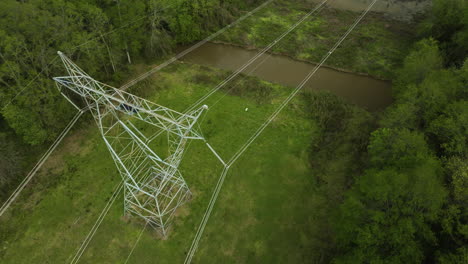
[184,166,229,264]
[229,0,379,166]
[119,0,276,90]
[0,2,180,217]
[2,0,378,262]
[66,0,377,261]
[184,0,379,262]
[0,110,84,217]
[122,2,332,262]
[123,0,329,258]
[207,1,330,110]
[69,182,124,264]
[184,0,331,262]
[0,3,161,111]
[1,57,59,110]
[63,1,278,262]
[183,0,330,114]
[124,221,148,264]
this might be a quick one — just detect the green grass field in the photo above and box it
[0,61,323,263]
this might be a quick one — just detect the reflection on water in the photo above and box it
[180,43,393,111]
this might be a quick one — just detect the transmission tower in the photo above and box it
[53,51,208,237]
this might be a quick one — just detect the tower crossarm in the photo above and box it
[53,51,205,139]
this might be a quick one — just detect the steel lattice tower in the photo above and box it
[54,51,208,236]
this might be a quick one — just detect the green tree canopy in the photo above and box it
[428,100,468,157]
[394,38,443,90]
[333,128,447,264]
[421,0,468,66]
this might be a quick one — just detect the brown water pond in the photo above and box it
[180,42,393,111]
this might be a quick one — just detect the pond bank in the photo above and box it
[217,0,416,80]
[178,42,392,111]
[211,40,390,80]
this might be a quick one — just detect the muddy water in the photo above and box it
[180,42,392,111]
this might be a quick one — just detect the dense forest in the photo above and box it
[324,1,467,262]
[0,0,467,263]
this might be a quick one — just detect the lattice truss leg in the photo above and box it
[53,51,208,236]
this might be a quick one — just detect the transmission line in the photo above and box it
[123,221,148,264]
[119,0,276,90]
[69,182,124,264]
[207,1,326,111]
[0,110,84,217]
[120,1,330,261]
[62,1,277,263]
[0,1,180,217]
[229,0,379,165]
[184,0,379,263]
[183,0,330,114]
[0,3,166,111]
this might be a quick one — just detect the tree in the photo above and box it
[429,100,468,157]
[380,100,419,130]
[425,0,468,66]
[394,38,443,91]
[436,157,468,263]
[333,128,447,264]
[0,0,260,146]
[0,133,22,190]
[383,46,466,132]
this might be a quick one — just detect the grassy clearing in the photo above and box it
[0,61,323,263]
[218,0,416,79]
